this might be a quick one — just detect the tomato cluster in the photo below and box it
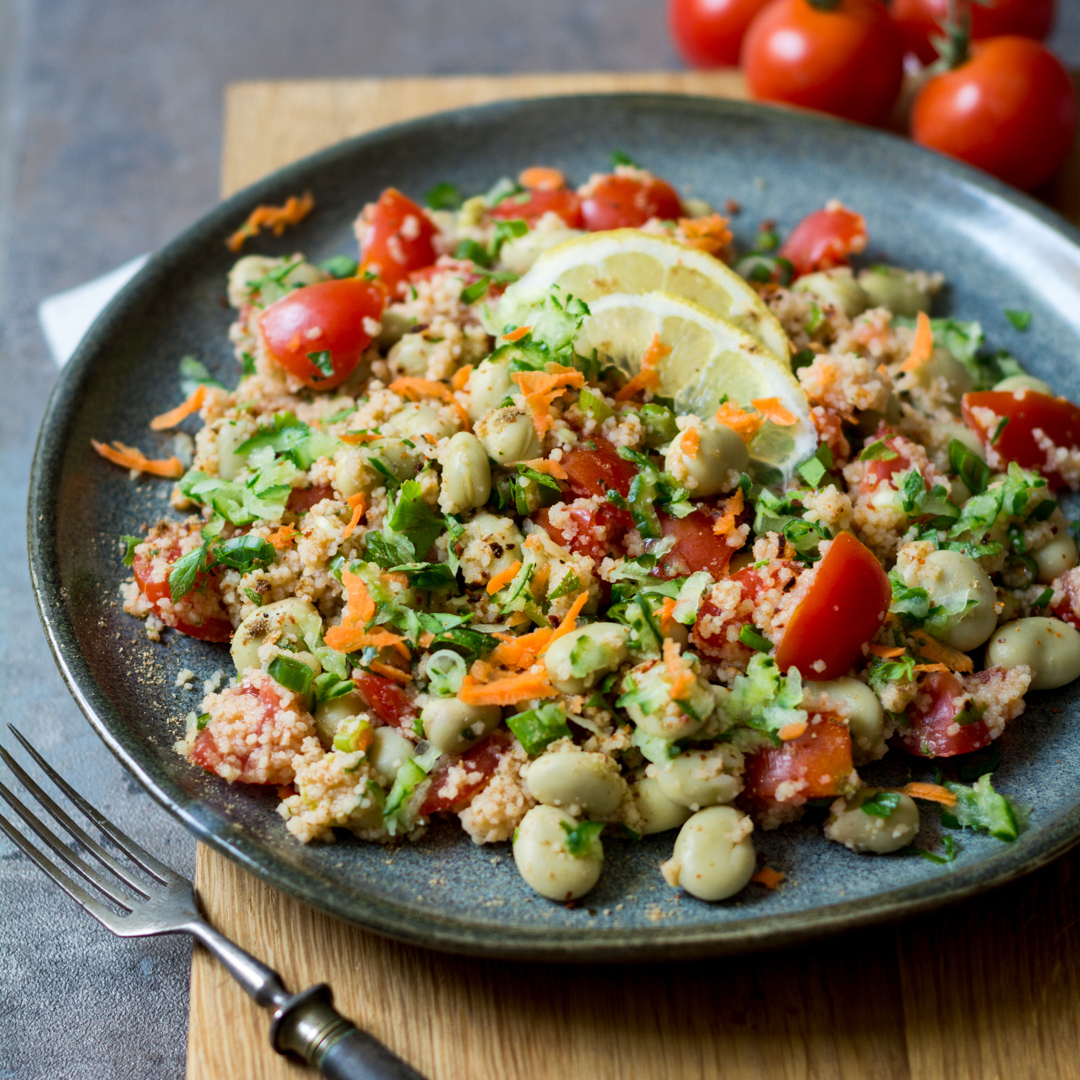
[667,0,1075,192]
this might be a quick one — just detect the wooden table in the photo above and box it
[187,73,1080,1080]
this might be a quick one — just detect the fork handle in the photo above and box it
[272,984,428,1080]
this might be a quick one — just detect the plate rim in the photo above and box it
[27,91,1080,961]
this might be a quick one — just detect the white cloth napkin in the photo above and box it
[38,254,149,367]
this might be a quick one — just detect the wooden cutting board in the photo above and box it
[188,72,1080,1080]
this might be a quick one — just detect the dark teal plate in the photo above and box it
[28,94,1080,960]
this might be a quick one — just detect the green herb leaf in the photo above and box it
[559,819,605,857]
[610,149,639,168]
[425,182,462,210]
[860,440,900,462]
[860,791,902,818]
[307,351,335,379]
[943,773,1022,841]
[168,545,207,601]
[454,238,493,268]
[179,355,224,398]
[215,535,276,573]
[241,352,257,378]
[548,569,582,600]
[121,535,141,567]
[318,255,359,279]
[1005,309,1032,331]
[797,454,827,488]
[948,439,989,495]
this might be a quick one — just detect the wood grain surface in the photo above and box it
[188,73,1080,1080]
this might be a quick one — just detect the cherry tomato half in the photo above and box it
[743,714,854,804]
[961,389,1080,490]
[894,670,993,757]
[559,437,638,500]
[579,174,684,231]
[421,731,513,815]
[359,188,439,293]
[911,37,1077,192]
[775,531,891,680]
[489,187,584,228]
[892,0,1055,66]
[353,672,418,731]
[779,204,868,278]
[258,278,385,389]
[742,0,905,127]
[655,507,742,579]
[668,0,773,67]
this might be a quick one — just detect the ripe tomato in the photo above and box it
[742,0,905,127]
[911,37,1078,192]
[132,542,232,643]
[743,714,854,804]
[894,670,993,757]
[353,673,417,731]
[359,188,439,293]
[655,507,742,579]
[258,278,385,389]
[421,731,513,815]
[668,0,773,67]
[579,174,683,231]
[858,431,918,496]
[535,502,632,564]
[779,204,868,278]
[559,437,638,499]
[892,0,1055,66]
[961,389,1080,489]
[489,187,584,228]
[286,484,334,514]
[775,532,891,680]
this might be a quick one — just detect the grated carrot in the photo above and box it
[505,610,533,627]
[90,439,184,479]
[910,629,974,673]
[676,214,732,256]
[545,591,589,650]
[712,488,744,537]
[519,458,568,480]
[341,493,367,539]
[900,782,958,808]
[369,660,413,684]
[338,569,375,622]
[388,377,470,430]
[502,325,532,343]
[518,166,565,190]
[751,397,797,426]
[150,385,206,431]
[614,333,670,402]
[714,402,764,444]
[324,569,410,659]
[913,663,950,675]
[663,639,696,703]
[226,191,315,252]
[486,560,523,596]
[511,364,585,436]
[458,667,558,706]
[868,644,906,658]
[339,430,381,444]
[778,721,808,741]
[418,631,436,649]
[751,867,786,889]
[658,597,678,634]
[489,627,554,670]
[899,310,934,373]
[681,426,700,459]
[451,364,474,391]
[267,523,298,550]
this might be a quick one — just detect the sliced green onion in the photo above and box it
[424,649,467,697]
[738,625,773,653]
[267,655,313,695]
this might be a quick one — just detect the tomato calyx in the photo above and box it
[805,0,842,9]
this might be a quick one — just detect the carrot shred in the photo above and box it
[388,377,470,430]
[502,325,532,343]
[681,426,700,458]
[750,397,797,426]
[778,721,809,741]
[663,639,696,703]
[751,867,786,890]
[900,781,958,808]
[899,310,934,373]
[614,333,670,402]
[324,569,410,659]
[418,631,436,649]
[339,430,381,444]
[658,597,678,634]
[505,610,533,627]
[486,560,523,596]
[546,592,590,651]
[910,630,974,674]
[458,667,558,706]
[712,488,744,537]
[519,458,568,480]
[676,214,733,256]
[451,364,474,391]
[267,523,298,550]
[868,644,907,658]
[518,166,565,190]
[511,364,586,436]
[913,663,950,675]
[369,660,413,684]
[489,627,554,670]
[341,493,367,539]
[714,402,764,444]
[226,191,315,252]
[90,439,184,479]
[150,385,206,431]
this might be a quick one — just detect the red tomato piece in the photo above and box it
[742,0,905,127]
[286,484,334,513]
[895,670,993,758]
[420,730,513,815]
[132,547,232,643]
[579,174,683,231]
[668,0,773,67]
[911,37,1077,192]
[488,187,584,228]
[692,563,796,661]
[258,278,385,389]
[811,406,851,466]
[655,507,742,579]
[743,715,854,803]
[961,389,1080,489]
[859,431,918,496]
[559,436,638,500]
[359,188,439,293]
[354,673,417,731]
[775,532,891,680]
[779,205,868,278]
[535,502,631,564]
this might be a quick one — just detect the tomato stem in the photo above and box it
[805,0,842,10]
[933,0,971,69]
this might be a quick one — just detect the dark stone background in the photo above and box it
[1,3,1078,1077]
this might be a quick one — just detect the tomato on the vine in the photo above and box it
[668,0,773,67]
[258,277,386,389]
[359,188,439,293]
[911,36,1077,192]
[742,0,905,127]
[579,174,684,231]
[892,0,1055,66]
[779,204,868,278]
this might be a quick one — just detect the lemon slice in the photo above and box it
[576,292,816,483]
[493,229,791,366]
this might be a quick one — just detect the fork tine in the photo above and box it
[0,746,151,899]
[0,811,123,929]
[7,725,177,884]
[0,780,135,909]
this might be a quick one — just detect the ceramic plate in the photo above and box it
[28,94,1080,960]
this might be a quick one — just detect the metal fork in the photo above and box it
[0,725,427,1080]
